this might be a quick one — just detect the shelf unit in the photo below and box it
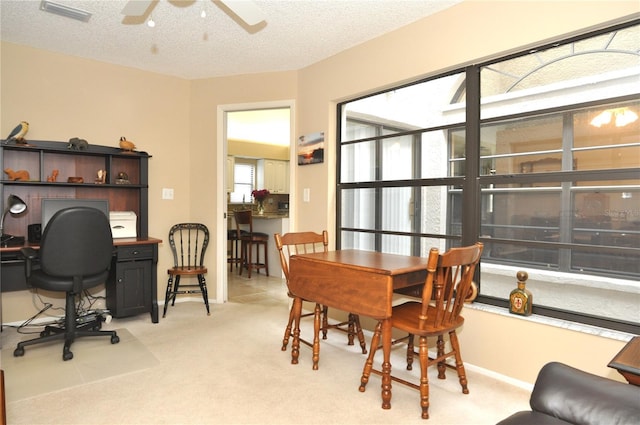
[1,140,150,239]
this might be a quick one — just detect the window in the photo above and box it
[337,21,640,333]
[229,160,255,203]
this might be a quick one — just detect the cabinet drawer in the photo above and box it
[115,244,154,261]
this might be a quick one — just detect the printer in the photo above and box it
[109,211,137,238]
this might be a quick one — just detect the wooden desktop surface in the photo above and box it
[608,336,640,386]
[288,249,429,410]
[0,237,162,253]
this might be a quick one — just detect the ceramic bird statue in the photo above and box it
[119,136,136,152]
[4,121,29,144]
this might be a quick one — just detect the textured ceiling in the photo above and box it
[0,0,461,80]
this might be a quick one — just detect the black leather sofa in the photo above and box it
[497,362,640,425]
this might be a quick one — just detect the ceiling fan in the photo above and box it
[121,0,266,26]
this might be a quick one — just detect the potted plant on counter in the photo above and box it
[251,189,270,215]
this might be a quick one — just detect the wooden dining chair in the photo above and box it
[275,231,367,358]
[163,223,210,317]
[359,242,483,420]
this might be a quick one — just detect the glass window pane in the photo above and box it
[481,26,640,119]
[343,73,466,142]
[382,135,413,180]
[341,188,375,230]
[574,101,640,171]
[341,140,376,183]
[381,187,412,232]
[480,115,564,175]
[341,230,374,250]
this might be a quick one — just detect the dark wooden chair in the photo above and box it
[275,231,367,358]
[163,223,210,317]
[235,210,269,278]
[359,242,483,419]
[227,229,246,271]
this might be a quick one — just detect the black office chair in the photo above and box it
[13,207,119,361]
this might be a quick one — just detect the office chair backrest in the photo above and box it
[168,223,209,268]
[39,206,113,278]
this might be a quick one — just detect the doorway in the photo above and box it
[216,101,295,303]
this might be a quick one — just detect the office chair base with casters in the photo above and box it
[14,291,119,361]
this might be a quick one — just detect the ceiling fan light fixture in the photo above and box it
[147,16,156,28]
[40,0,92,22]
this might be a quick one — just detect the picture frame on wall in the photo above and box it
[297,132,324,165]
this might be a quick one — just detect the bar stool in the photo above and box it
[227,229,243,271]
[234,210,269,278]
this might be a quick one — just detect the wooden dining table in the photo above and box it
[288,249,430,410]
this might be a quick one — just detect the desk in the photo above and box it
[608,336,640,386]
[1,237,162,324]
[288,249,429,410]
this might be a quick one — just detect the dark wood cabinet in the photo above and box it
[107,242,159,322]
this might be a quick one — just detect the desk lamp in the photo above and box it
[0,194,27,246]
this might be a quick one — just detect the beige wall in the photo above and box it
[228,139,289,160]
[2,1,638,384]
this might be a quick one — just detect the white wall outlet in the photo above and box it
[162,188,174,200]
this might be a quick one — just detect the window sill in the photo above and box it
[466,302,635,342]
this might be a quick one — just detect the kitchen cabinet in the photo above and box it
[257,159,289,194]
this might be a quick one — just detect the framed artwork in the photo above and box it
[297,132,324,165]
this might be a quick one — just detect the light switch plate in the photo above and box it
[303,188,310,202]
[162,188,174,200]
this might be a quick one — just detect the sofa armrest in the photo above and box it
[530,362,640,425]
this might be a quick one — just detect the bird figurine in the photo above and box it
[4,121,29,144]
[119,136,136,152]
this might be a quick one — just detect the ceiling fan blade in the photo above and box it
[220,0,265,26]
[121,0,153,16]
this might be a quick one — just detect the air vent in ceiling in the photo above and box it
[40,0,92,22]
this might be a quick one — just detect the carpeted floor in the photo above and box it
[2,328,158,403]
[1,273,530,424]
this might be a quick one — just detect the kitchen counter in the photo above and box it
[253,213,289,219]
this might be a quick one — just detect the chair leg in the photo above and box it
[163,275,174,318]
[282,302,296,351]
[359,321,382,392]
[239,241,245,276]
[449,330,469,394]
[263,241,269,276]
[312,303,321,370]
[419,335,430,420]
[321,306,329,339]
[350,313,367,354]
[198,274,211,316]
[247,241,253,278]
[172,276,181,307]
[406,334,415,370]
[437,335,446,379]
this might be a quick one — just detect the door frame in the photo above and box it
[215,100,296,302]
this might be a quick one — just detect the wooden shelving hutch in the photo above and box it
[0,140,150,238]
